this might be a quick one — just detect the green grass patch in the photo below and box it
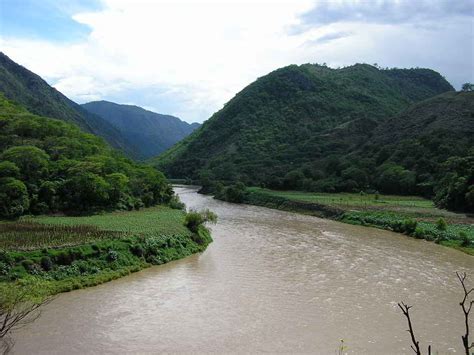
[248,187,434,209]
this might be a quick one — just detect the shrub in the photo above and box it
[413,227,425,239]
[168,195,185,210]
[106,250,119,262]
[0,261,11,276]
[436,217,447,231]
[434,233,447,244]
[403,219,418,235]
[21,259,35,271]
[184,209,217,233]
[460,231,471,247]
[56,252,73,265]
[40,256,53,271]
[130,244,144,257]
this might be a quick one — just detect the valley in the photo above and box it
[0,37,472,354]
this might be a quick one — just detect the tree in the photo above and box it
[283,170,305,189]
[0,146,49,181]
[0,162,19,179]
[434,156,474,212]
[461,83,473,92]
[456,272,473,355]
[106,173,130,205]
[0,178,29,219]
[61,172,110,212]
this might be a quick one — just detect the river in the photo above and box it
[12,186,474,354]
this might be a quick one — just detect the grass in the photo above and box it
[244,187,474,255]
[248,188,434,209]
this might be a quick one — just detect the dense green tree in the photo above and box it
[283,170,305,189]
[0,162,19,179]
[0,178,29,219]
[434,156,474,211]
[61,172,110,212]
[0,146,49,181]
[377,164,416,195]
[105,173,130,205]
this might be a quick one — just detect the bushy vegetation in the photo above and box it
[154,63,473,212]
[0,95,174,218]
[184,209,217,233]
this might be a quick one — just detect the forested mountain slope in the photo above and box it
[154,63,454,184]
[0,52,140,158]
[82,101,200,159]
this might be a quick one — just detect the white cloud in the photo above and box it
[0,0,472,123]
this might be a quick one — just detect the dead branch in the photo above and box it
[456,272,473,355]
[398,302,422,355]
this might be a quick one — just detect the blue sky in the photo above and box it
[1,0,473,123]
[0,0,102,41]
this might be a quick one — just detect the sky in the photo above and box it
[0,0,473,123]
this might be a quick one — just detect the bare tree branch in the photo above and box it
[398,302,422,355]
[0,284,53,355]
[456,272,473,355]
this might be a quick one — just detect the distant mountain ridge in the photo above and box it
[82,101,200,159]
[0,52,140,158]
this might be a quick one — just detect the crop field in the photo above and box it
[25,206,190,235]
[247,187,470,222]
[1,206,189,251]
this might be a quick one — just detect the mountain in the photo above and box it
[153,63,454,184]
[82,101,200,159]
[0,94,172,218]
[0,52,140,158]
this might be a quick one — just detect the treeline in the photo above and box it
[0,95,173,219]
[200,143,473,212]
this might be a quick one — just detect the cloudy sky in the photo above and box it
[0,0,473,123]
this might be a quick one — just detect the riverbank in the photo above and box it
[0,206,212,296]
[217,186,474,255]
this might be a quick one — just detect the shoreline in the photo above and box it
[207,186,474,255]
[0,205,213,297]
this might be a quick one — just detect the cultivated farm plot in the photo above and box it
[248,188,471,222]
[1,206,189,251]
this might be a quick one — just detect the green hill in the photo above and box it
[0,52,140,158]
[153,63,454,184]
[0,94,173,219]
[82,101,200,159]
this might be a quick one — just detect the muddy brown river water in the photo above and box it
[12,186,474,354]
